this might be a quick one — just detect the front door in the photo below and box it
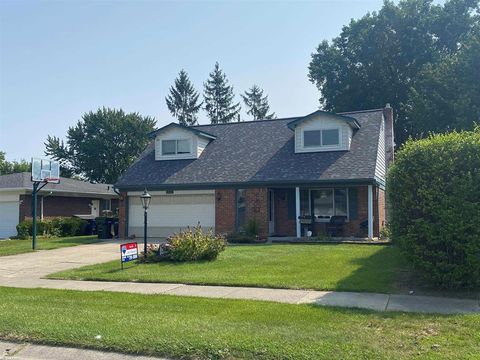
[91,200,100,217]
[268,190,275,235]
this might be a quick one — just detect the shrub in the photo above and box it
[243,219,259,237]
[167,225,226,261]
[386,128,480,289]
[140,225,226,262]
[15,217,88,239]
[226,232,256,244]
[16,220,31,240]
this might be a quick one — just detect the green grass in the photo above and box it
[49,244,408,293]
[0,236,101,256]
[0,287,478,359]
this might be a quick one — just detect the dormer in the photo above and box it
[287,110,360,153]
[149,123,216,161]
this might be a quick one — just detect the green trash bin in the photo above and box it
[95,217,119,239]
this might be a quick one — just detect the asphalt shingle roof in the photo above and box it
[0,172,116,195]
[115,109,384,190]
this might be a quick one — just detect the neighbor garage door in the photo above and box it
[0,201,20,239]
[128,191,215,238]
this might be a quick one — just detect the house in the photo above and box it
[115,105,394,239]
[0,172,119,238]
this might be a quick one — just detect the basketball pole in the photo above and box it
[32,181,47,250]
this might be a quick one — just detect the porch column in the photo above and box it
[295,187,301,238]
[367,185,373,238]
[40,196,44,221]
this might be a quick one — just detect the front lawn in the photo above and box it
[0,287,478,359]
[0,236,101,256]
[49,244,408,293]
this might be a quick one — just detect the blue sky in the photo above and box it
[0,0,389,161]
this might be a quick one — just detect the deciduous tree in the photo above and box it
[45,107,156,183]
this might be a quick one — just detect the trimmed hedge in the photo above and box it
[16,217,88,239]
[386,128,480,289]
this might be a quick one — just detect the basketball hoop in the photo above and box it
[30,158,61,249]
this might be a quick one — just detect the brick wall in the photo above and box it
[215,188,269,237]
[19,195,92,221]
[215,189,236,235]
[274,189,296,236]
[118,192,127,239]
[245,188,269,237]
[377,188,386,236]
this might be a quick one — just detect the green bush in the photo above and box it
[154,224,226,262]
[15,217,88,239]
[226,232,256,244]
[16,220,31,240]
[386,128,480,289]
[243,219,260,237]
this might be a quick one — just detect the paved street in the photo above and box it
[0,340,167,360]
[0,241,479,314]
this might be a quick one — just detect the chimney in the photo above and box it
[383,103,395,168]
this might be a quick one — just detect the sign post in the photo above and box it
[120,242,138,269]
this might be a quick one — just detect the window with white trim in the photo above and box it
[299,188,349,221]
[303,129,340,147]
[161,139,191,155]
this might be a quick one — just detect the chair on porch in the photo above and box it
[326,216,347,237]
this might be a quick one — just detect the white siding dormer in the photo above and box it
[294,115,353,153]
[155,126,210,161]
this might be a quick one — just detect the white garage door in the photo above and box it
[0,201,20,239]
[128,191,215,238]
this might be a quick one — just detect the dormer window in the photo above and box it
[303,129,340,148]
[161,139,191,156]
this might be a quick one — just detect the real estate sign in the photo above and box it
[120,242,138,268]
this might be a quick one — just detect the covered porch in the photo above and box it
[266,184,383,239]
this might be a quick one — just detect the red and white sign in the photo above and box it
[120,242,138,263]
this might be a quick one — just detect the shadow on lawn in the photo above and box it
[334,245,480,299]
[331,245,408,293]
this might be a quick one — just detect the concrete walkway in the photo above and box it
[0,340,167,360]
[0,241,479,314]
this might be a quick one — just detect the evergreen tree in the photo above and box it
[165,70,202,126]
[241,85,275,120]
[203,62,241,124]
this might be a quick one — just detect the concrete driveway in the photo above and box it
[0,241,479,314]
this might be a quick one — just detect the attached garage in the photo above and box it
[0,197,20,239]
[127,190,215,238]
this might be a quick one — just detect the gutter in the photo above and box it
[115,178,382,192]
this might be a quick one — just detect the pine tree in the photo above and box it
[241,85,275,120]
[165,70,202,126]
[203,62,241,124]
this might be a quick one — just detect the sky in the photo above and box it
[0,0,391,162]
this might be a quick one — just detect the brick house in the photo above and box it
[0,172,118,238]
[115,106,394,239]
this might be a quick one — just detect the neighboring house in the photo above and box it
[0,172,119,238]
[115,105,394,239]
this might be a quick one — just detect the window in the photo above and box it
[304,130,321,147]
[299,188,349,220]
[101,199,111,212]
[313,189,334,218]
[161,139,191,155]
[236,189,246,229]
[322,129,340,146]
[303,129,340,148]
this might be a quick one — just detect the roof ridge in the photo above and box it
[338,108,384,115]
[192,116,298,128]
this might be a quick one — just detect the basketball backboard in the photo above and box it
[31,158,60,183]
